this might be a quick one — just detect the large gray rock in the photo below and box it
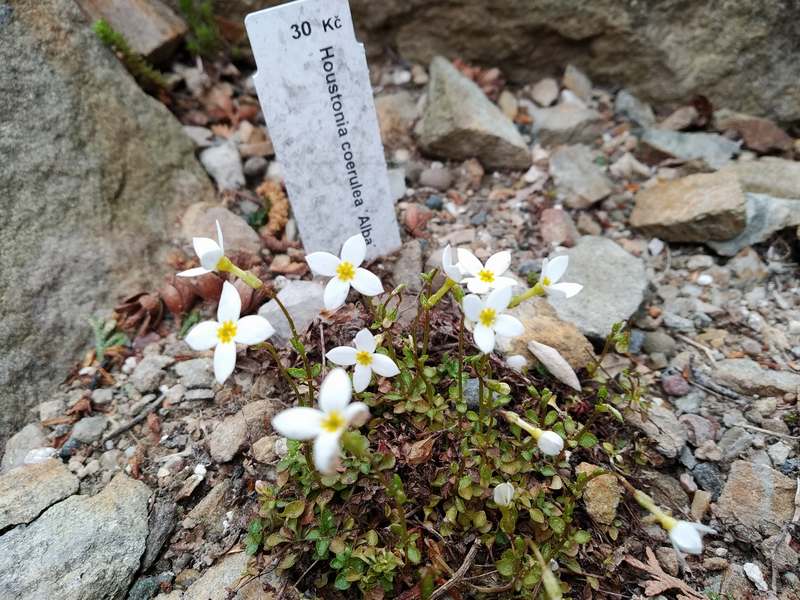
[0,473,151,599]
[415,56,531,170]
[0,0,215,452]
[258,280,325,346]
[0,459,79,530]
[529,104,605,146]
[547,237,648,339]
[707,193,800,256]
[640,129,741,169]
[194,1,800,123]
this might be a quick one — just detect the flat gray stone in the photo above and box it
[181,202,263,257]
[550,144,612,208]
[209,400,274,463]
[529,104,605,146]
[0,473,151,599]
[258,280,325,346]
[724,157,800,200]
[70,415,108,444]
[625,403,687,459]
[641,129,740,169]
[130,355,174,393]
[615,89,655,127]
[547,237,648,339]
[415,56,531,170]
[1,423,48,473]
[714,359,800,397]
[0,459,79,530]
[707,193,800,256]
[173,358,214,389]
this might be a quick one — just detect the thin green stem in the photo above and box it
[424,278,456,309]
[508,281,545,309]
[457,315,465,405]
[264,342,302,404]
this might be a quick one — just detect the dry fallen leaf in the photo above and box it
[405,435,436,465]
[624,547,704,599]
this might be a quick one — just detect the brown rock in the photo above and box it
[715,461,796,542]
[76,0,187,63]
[503,298,595,370]
[715,110,793,153]
[181,203,263,257]
[576,462,621,525]
[540,207,579,247]
[376,91,419,147]
[631,171,746,242]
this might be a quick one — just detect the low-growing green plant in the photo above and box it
[178,0,222,58]
[174,227,711,598]
[92,19,166,91]
[88,316,129,362]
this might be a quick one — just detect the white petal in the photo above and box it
[457,248,484,276]
[486,285,513,312]
[370,353,399,377]
[354,328,377,352]
[493,276,518,290]
[473,324,496,354]
[177,266,211,278]
[351,268,383,297]
[462,294,483,322]
[193,237,223,271]
[353,364,372,392]
[506,354,528,372]
[306,252,341,277]
[528,340,581,392]
[669,521,707,554]
[548,282,583,298]
[345,402,370,427]
[442,245,464,282]
[313,431,343,474]
[485,250,511,276]
[543,255,569,283]
[324,277,351,310]
[537,431,564,456]
[465,278,490,294]
[319,368,352,413]
[493,314,524,338]
[185,321,219,351]
[217,281,242,323]
[215,219,224,253]
[340,233,367,267]
[493,482,514,507]
[326,346,358,366]
[213,342,237,384]
[271,407,324,440]
[234,315,274,345]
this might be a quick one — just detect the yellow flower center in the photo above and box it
[541,276,552,286]
[355,350,373,366]
[478,269,495,283]
[336,261,356,282]
[216,320,237,344]
[321,410,346,433]
[478,308,497,328]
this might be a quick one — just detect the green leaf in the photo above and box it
[578,431,599,448]
[334,573,352,590]
[407,545,421,564]
[278,552,298,571]
[496,556,516,578]
[548,516,566,535]
[574,530,591,544]
[281,499,306,518]
[457,476,473,500]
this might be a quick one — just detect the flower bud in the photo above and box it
[537,431,564,456]
[493,482,514,507]
[506,354,527,372]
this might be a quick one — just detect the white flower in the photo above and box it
[306,234,384,310]
[462,286,524,354]
[668,520,716,555]
[441,244,465,282]
[493,482,515,507]
[271,368,370,474]
[326,328,400,392]
[539,256,582,298]
[537,430,564,456]
[178,220,226,277]
[184,281,275,384]
[457,248,517,294]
